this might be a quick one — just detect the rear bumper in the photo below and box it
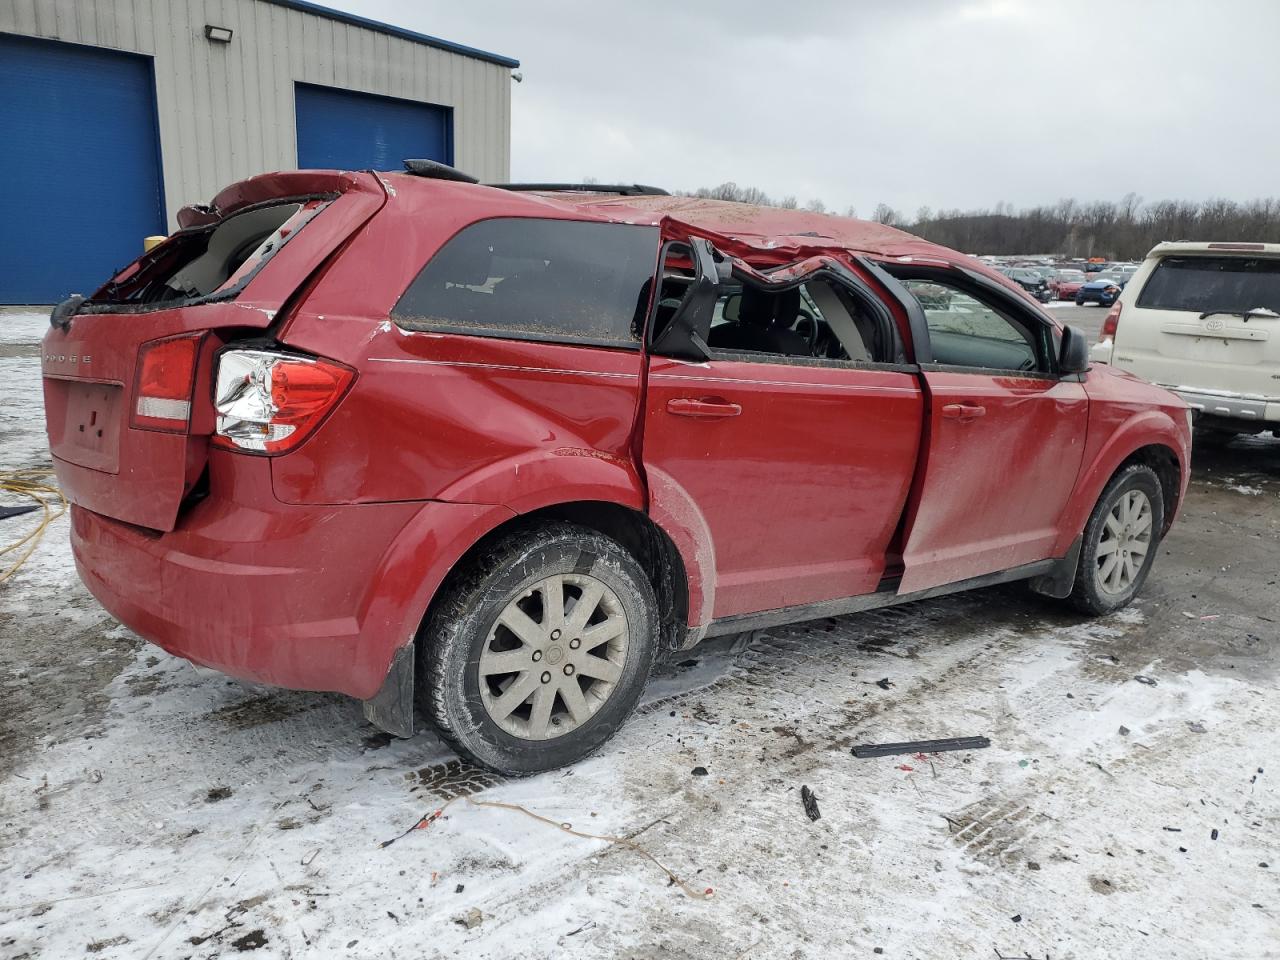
[1160,385,1280,424]
[70,485,506,699]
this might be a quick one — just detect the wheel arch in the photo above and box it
[1116,443,1181,534]
[1059,414,1187,555]
[418,500,694,659]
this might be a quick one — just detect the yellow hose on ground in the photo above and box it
[0,469,67,584]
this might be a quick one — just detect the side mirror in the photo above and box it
[50,293,86,331]
[1059,324,1090,375]
[720,292,741,323]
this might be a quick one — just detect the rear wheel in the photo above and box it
[420,523,658,775]
[1067,464,1164,615]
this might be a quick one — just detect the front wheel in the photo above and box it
[1067,464,1165,615]
[420,523,658,775]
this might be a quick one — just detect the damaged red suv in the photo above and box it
[42,161,1191,775]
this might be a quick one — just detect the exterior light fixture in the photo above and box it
[204,24,234,43]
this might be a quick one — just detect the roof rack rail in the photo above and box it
[402,159,478,183]
[399,164,669,197]
[491,183,669,197]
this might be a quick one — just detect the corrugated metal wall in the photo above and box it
[0,0,512,230]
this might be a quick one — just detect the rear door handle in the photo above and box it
[941,403,987,421]
[666,397,743,419]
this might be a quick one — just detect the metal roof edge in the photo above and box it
[260,0,520,68]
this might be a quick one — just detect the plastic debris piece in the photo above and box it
[1134,675,1158,686]
[800,785,821,822]
[851,736,991,759]
[0,504,40,520]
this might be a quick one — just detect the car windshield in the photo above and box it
[1136,256,1280,313]
[1058,270,1085,280]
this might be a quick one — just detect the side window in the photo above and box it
[706,278,886,363]
[393,218,660,348]
[902,280,1039,372]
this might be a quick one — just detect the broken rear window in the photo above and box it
[393,218,660,348]
[89,199,328,307]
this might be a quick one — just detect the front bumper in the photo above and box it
[1159,385,1280,424]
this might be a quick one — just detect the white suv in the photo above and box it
[1091,241,1280,440]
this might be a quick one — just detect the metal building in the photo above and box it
[0,0,518,303]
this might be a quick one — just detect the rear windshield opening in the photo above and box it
[1137,256,1280,314]
[89,200,322,307]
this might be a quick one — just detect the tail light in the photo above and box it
[212,349,353,454]
[132,333,203,431]
[1099,301,1122,342]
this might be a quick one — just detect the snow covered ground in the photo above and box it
[1,316,1278,959]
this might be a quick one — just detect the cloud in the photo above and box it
[334,0,1280,214]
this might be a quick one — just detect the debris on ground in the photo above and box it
[691,766,709,777]
[1118,725,1130,736]
[851,736,991,759]
[1134,675,1159,686]
[1187,721,1207,734]
[0,504,40,520]
[0,468,66,582]
[875,678,894,690]
[455,908,484,930]
[800,785,821,821]
[384,794,713,899]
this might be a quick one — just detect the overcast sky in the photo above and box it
[336,0,1280,217]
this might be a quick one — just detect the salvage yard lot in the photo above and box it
[1,310,1277,959]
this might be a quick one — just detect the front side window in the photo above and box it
[1136,256,1280,314]
[707,278,883,362]
[393,218,660,347]
[903,279,1039,372]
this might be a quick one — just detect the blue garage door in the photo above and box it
[0,34,165,304]
[295,83,452,172]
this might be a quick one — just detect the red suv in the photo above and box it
[42,162,1191,775]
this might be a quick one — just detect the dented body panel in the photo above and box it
[42,171,1190,722]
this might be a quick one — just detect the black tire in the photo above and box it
[1067,464,1165,616]
[420,522,658,776]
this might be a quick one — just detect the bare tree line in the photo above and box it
[682,182,1280,260]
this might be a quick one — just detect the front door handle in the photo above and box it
[941,403,987,421]
[666,397,743,419]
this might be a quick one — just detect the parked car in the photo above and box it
[1076,273,1126,306]
[999,266,1054,302]
[1091,241,1280,442]
[42,164,1191,775]
[1050,268,1087,300]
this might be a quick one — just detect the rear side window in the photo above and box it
[1137,256,1280,313]
[393,218,660,348]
